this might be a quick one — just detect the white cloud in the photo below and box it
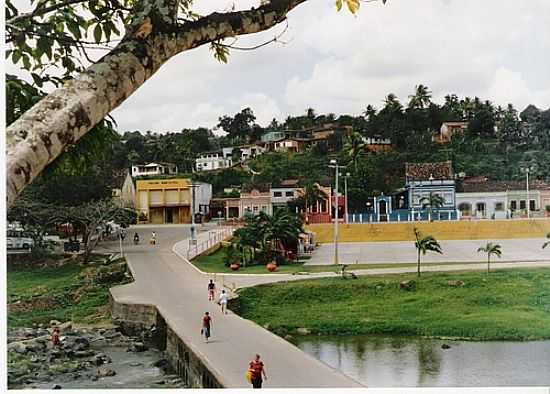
[103,0,550,132]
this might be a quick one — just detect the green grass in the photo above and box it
[236,268,550,341]
[7,258,131,329]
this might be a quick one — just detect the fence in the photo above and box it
[186,226,235,260]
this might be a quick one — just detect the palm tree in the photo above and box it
[408,84,432,109]
[543,233,550,249]
[294,183,328,217]
[420,192,445,221]
[344,132,367,171]
[477,242,502,273]
[414,228,443,277]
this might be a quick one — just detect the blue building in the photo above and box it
[347,161,459,223]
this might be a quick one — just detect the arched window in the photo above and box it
[458,202,472,216]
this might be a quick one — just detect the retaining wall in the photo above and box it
[109,296,222,388]
[308,219,550,243]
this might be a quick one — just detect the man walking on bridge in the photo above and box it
[248,354,267,388]
[201,312,212,343]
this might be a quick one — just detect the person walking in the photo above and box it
[248,354,267,388]
[218,289,229,314]
[133,232,140,245]
[207,279,216,301]
[150,231,157,245]
[51,327,61,347]
[201,312,212,343]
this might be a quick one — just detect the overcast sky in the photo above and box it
[11,0,550,133]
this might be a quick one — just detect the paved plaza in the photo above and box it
[305,238,550,265]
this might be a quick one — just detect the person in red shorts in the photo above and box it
[249,354,267,388]
[51,327,60,347]
[207,279,216,301]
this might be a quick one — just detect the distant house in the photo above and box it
[435,122,468,144]
[271,179,301,211]
[195,150,232,172]
[240,183,272,216]
[131,162,178,178]
[261,124,352,153]
[363,136,392,152]
[456,176,550,219]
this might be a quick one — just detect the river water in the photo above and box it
[292,335,550,387]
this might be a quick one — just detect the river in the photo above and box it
[292,335,550,387]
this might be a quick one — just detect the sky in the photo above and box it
[9,0,550,133]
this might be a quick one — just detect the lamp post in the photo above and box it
[342,172,351,224]
[526,167,530,219]
[329,159,340,265]
[190,182,200,241]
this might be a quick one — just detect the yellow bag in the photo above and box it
[245,369,253,384]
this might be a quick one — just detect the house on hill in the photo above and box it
[435,121,468,144]
[131,162,178,178]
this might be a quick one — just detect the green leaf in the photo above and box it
[93,24,103,43]
[67,20,81,39]
[12,50,22,64]
[31,73,43,88]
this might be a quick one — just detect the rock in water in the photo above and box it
[52,384,62,389]
[441,343,451,349]
[127,342,147,352]
[97,368,116,377]
[296,327,311,335]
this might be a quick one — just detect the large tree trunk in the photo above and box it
[6,0,306,207]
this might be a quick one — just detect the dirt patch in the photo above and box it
[8,297,60,313]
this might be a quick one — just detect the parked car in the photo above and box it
[7,230,34,250]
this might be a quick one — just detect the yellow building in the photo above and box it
[135,178,192,224]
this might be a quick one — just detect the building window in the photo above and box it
[253,206,259,213]
[520,200,526,210]
[510,200,517,210]
[273,191,282,197]
[458,203,472,216]
[285,191,294,197]
[476,202,486,213]
[530,200,536,211]
[495,202,504,211]
[261,206,267,212]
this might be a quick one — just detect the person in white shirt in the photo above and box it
[218,289,229,315]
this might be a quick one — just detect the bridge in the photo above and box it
[108,225,361,388]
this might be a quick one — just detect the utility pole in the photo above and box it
[526,168,530,219]
[190,183,199,241]
[329,160,340,265]
[343,172,350,224]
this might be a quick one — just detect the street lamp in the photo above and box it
[520,166,535,219]
[328,159,340,265]
[341,172,351,224]
[190,182,200,240]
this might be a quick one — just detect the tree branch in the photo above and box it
[6,0,308,207]
[7,0,91,25]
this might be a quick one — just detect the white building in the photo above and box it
[195,150,233,172]
[131,162,178,178]
[193,182,213,216]
[271,179,301,211]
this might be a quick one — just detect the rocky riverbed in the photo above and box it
[7,322,185,389]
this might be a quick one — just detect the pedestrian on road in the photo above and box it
[248,354,267,388]
[207,279,216,301]
[150,231,157,245]
[201,312,212,343]
[133,232,140,245]
[218,289,229,314]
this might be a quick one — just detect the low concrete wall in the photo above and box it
[308,219,550,243]
[110,295,222,388]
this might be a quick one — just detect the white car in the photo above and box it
[7,230,34,250]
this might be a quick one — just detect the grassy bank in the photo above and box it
[7,256,132,329]
[237,268,550,341]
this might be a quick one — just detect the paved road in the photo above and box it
[107,225,361,388]
[306,238,550,265]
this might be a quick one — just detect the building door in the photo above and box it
[150,208,164,224]
[379,200,388,222]
[476,202,486,218]
[165,208,174,224]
